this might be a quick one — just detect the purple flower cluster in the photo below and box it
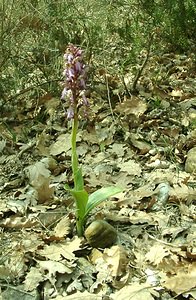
[61,44,89,119]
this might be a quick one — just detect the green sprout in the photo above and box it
[61,44,122,236]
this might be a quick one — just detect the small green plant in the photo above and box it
[61,44,122,236]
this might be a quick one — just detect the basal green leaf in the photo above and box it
[85,186,122,218]
[70,189,89,219]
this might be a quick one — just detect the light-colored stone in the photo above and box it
[185,147,196,174]
[85,220,117,248]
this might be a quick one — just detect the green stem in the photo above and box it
[76,217,84,237]
[71,113,79,190]
[71,111,85,236]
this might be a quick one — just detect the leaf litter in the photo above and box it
[0,52,196,299]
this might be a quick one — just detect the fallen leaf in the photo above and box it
[38,260,73,277]
[53,216,71,238]
[49,133,71,156]
[115,96,147,117]
[119,160,141,176]
[24,267,44,291]
[103,245,129,277]
[54,291,102,300]
[111,282,159,300]
[163,262,196,295]
[145,244,170,265]
[39,237,82,261]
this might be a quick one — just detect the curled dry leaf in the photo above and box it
[25,161,54,203]
[53,216,71,238]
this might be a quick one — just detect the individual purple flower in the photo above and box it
[64,53,74,64]
[61,87,68,100]
[79,78,86,89]
[67,107,74,120]
[67,68,75,81]
[75,60,82,73]
[82,93,90,107]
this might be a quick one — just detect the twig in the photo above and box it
[131,32,154,93]
[122,75,132,97]
[104,60,115,120]
[148,234,183,248]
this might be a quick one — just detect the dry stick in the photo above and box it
[122,75,132,97]
[104,60,115,120]
[131,32,154,94]
[105,74,114,120]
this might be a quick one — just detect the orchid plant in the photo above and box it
[61,44,122,236]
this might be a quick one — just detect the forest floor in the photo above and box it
[0,51,196,300]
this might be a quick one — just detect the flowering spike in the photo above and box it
[61,44,89,119]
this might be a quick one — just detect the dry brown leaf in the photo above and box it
[26,161,54,202]
[38,237,82,261]
[107,143,127,157]
[82,129,99,144]
[145,244,170,266]
[95,122,115,145]
[54,291,102,300]
[115,96,147,117]
[4,250,26,278]
[89,245,129,290]
[53,216,71,238]
[36,132,50,156]
[129,211,155,225]
[0,266,12,280]
[129,133,151,153]
[36,178,54,203]
[38,260,73,277]
[39,243,73,260]
[89,248,103,264]
[26,161,50,186]
[163,262,196,295]
[145,169,194,186]
[49,133,72,156]
[170,183,196,202]
[119,160,141,176]
[85,172,107,188]
[0,215,38,228]
[77,142,89,156]
[24,267,44,291]
[103,245,129,277]
[111,282,159,300]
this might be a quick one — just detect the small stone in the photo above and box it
[85,220,117,248]
[185,147,196,174]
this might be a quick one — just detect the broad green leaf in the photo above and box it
[85,186,122,218]
[70,189,89,219]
